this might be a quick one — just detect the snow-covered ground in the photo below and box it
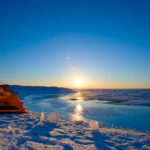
[0,111,150,150]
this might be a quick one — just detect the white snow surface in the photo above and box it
[0,111,150,150]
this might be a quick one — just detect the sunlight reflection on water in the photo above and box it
[77,96,81,100]
[71,104,85,122]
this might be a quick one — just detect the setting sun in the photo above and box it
[75,79,83,87]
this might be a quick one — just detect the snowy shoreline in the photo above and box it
[0,111,150,150]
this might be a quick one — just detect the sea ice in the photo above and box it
[89,120,99,130]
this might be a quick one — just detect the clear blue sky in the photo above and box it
[0,0,150,88]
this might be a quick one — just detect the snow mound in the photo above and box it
[0,111,150,150]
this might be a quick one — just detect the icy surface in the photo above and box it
[23,93,150,131]
[89,120,99,130]
[0,111,150,150]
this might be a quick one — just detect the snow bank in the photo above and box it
[0,111,150,150]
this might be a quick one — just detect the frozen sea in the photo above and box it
[22,89,150,132]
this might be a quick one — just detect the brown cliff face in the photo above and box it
[0,84,26,113]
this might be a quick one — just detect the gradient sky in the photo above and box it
[0,0,150,88]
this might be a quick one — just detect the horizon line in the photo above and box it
[8,84,150,90]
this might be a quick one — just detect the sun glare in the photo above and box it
[75,79,83,87]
